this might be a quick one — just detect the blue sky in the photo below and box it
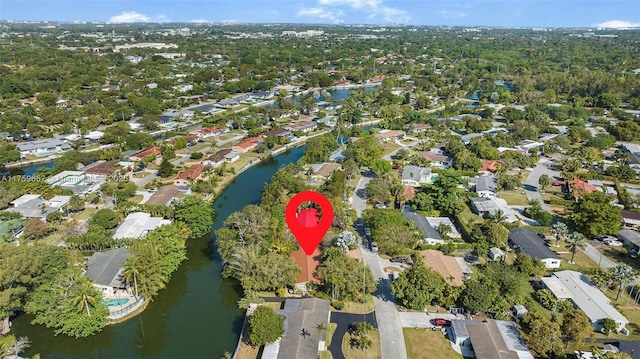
[1,0,639,28]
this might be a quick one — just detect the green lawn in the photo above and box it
[457,204,482,227]
[73,207,97,221]
[341,328,381,359]
[335,295,375,314]
[498,190,530,206]
[553,241,599,270]
[403,328,461,359]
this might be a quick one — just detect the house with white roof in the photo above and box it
[541,270,629,333]
[401,165,435,187]
[7,194,71,219]
[113,212,171,239]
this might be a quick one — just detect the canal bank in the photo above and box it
[13,145,307,359]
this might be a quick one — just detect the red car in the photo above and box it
[433,318,451,326]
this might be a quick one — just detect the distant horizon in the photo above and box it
[1,0,639,29]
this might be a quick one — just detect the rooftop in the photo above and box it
[419,249,466,286]
[146,185,184,206]
[113,212,171,239]
[276,298,330,359]
[290,247,322,285]
[509,227,560,260]
[404,211,440,241]
[86,248,130,287]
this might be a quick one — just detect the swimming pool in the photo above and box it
[103,298,129,307]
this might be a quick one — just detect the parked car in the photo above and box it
[595,235,616,242]
[364,227,371,237]
[604,239,623,247]
[148,187,158,193]
[390,256,413,265]
[433,318,451,327]
[630,249,638,259]
[370,241,379,253]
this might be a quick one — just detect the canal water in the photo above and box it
[13,146,306,359]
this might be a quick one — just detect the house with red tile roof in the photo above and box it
[173,164,204,187]
[567,178,598,199]
[290,247,322,293]
[478,160,501,176]
[232,136,263,153]
[128,146,161,162]
[193,126,228,139]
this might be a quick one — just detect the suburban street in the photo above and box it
[352,172,408,359]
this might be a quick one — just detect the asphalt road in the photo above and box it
[352,172,408,359]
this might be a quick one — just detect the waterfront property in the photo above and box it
[290,248,322,294]
[541,270,629,333]
[508,227,561,268]
[16,139,70,157]
[46,170,103,195]
[173,163,204,187]
[232,136,263,154]
[113,212,171,239]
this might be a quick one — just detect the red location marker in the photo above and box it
[285,191,334,255]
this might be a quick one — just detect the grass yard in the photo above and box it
[341,328,381,359]
[497,190,530,206]
[457,204,483,226]
[130,195,143,203]
[326,323,337,347]
[132,172,149,179]
[403,328,461,359]
[235,341,260,359]
[553,241,599,270]
[336,295,375,314]
[600,246,640,271]
[318,351,334,359]
[73,207,97,221]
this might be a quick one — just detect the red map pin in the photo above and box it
[285,191,334,255]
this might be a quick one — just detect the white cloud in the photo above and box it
[297,7,343,24]
[595,20,640,29]
[108,11,150,23]
[189,19,211,23]
[301,0,409,24]
[439,10,468,19]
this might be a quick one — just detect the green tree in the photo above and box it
[609,265,636,301]
[248,306,284,347]
[566,232,587,264]
[158,158,175,178]
[318,251,376,301]
[173,137,187,150]
[601,318,617,336]
[68,194,85,212]
[90,208,119,229]
[22,218,51,240]
[538,174,550,192]
[460,278,498,314]
[561,308,592,345]
[391,263,448,309]
[551,222,568,247]
[173,195,215,238]
[521,311,563,357]
[573,191,622,236]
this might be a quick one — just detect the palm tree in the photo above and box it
[487,209,508,225]
[610,265,637,301]
[538,174,551,193]
[566,232,586,264]
[123,258,141,298]
[71,282,100,317]
[1,336,31,358]
[551,222,568,247]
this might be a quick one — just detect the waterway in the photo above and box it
[13,145,307,359]
[262,86,378,109]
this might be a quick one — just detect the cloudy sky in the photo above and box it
[1,0,639,28]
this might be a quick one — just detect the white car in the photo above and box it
[604,239,623,247]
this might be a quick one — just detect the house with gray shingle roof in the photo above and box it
[85,248,130,292]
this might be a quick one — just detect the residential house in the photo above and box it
[473,176,497,198]
[478,160,500,176]
[16,139,70,157]
[194,126,228,139]
[618,229,640,252]
[262,128,291,139]
[516,140,543,154]
[329,148,346,162]
[113,212,171,239]
[541,270,629,333]
[128,146,161,162]
[420,249,472,286]
[218,149,240,163]
[7,194,71,219]
[566,178,598,200]
[267,298,331,358]
[232,137,263,153]
[290,248,322,293]
[403,211,444,245]
[621,211,640,229]
[471,197,519,223]
[46,170,103,195]
[146,185,184,206]
[508,227,561,268]
[85,248,130,295]
[286,121,317,133]
[174,164,204,187]
[310,163,342,181]
[426,217,462,239]
[418,151,451,169]
[449,319,534,359]
[408,123,431,134]
[401,165,434,187]
[376,129,405,142]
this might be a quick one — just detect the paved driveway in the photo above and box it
[329,311,377,359]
